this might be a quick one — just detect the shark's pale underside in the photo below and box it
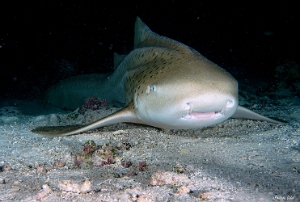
[32,17,283,136]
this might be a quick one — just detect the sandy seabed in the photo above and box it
[0,97,299,202]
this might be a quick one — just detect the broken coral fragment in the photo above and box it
[150,171,191,186]
[58,179,92,193]
[36,184,52,201]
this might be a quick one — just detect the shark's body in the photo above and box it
[32,17,282,136]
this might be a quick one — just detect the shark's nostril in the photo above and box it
[226,100,234,108]
[184,102,191,111]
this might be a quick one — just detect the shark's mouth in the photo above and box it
[191,111,216,118]
[180,100,235,120]
[182,109,224,120]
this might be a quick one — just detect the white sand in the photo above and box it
[0,97,299,201]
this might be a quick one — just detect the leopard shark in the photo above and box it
[32,17,282,136]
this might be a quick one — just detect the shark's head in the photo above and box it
[131,52,239,129]
[125,17,239,129]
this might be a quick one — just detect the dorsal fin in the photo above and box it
[113,52,127,69]
[134,17,191,53]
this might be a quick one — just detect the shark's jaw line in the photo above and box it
[184,110,221,120]
[181,100,236,121]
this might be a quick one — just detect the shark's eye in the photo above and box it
[151,84,157,92]
[146,84,157,94]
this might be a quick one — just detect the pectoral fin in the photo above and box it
[32,102,142,137]
[232,106,286,124]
